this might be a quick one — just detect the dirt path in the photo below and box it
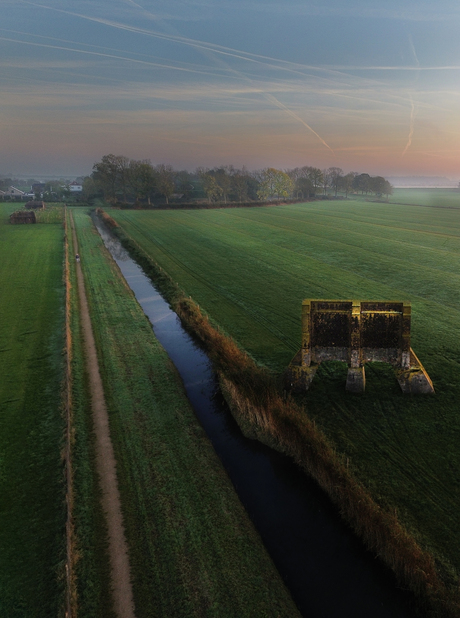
[70,212,136,618]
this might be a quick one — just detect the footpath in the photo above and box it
[70,212,135,618]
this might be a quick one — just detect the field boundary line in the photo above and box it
[69,210,136,618]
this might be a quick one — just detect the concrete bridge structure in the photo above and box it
[286,299,434,394]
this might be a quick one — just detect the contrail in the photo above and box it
[401,34,420,156]
[263,93,335,154]
[0,34,228,78]
[402,96,415,156]
[20,0,360,83]
[120,0,336,153]
[22,0,335,153]
[408,34,420,69]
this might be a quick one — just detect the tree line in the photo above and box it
[84,154,393,205]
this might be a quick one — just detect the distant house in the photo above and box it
[69,181,83,193]
[3,186,26,200]
[31,183,46,197]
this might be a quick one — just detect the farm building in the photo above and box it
[31,182,46,196]
[10,210,36,224]
[3,186,26,200]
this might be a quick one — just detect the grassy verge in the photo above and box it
[65,209,114,617]
[104,202,460,617]
[72,208,301,617]
[0,204,66,616]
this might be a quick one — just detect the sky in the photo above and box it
[1,0,460,179]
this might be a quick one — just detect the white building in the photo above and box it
[69,181,83,193]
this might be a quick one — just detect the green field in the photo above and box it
[107,196,460,591]
[0,203,66,616]
[390,188,460,208]
[72,208,300,617]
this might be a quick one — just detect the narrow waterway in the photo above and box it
[95,219,418,618]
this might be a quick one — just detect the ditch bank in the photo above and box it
[97,208,459,618]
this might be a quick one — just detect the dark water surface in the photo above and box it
[95,220,417,618]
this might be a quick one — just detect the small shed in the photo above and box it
[25,200,45,210]
[10,210,36,224]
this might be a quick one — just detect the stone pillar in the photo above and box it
[401,302,411,370]
[301,299,312,367]
[347,300,365,392]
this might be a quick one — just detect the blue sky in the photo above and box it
[1,0,459,178]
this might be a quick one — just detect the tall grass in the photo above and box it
[36,205,65,224]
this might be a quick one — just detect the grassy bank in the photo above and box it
[105,199,460,616]
[72,209,301,617]
[65,209,114,617]
[0,204,66,616]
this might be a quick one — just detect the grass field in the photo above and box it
[0,203,66,616]
[72,208,300,617]
[107,195,460,593]
[389,188,460,208]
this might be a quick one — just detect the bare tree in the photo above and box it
[231,168,249,202]
[327,167,343,197]
[92,154,130,203]
[341,172,357,198]
[128,160,156,204]
[197,168,223,203]
[155,164,175,204]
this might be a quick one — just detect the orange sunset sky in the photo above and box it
[1,0,459,180]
